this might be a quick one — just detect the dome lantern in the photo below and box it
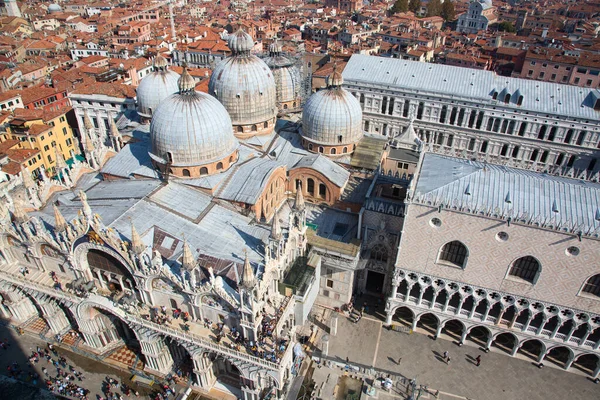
[227,28,254,56]
[178,67,196,94]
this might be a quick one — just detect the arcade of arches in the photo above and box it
[387,269,600,379]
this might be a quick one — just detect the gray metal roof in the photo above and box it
[413,153,600,237]
[302,86,364,146]
[150,91,238,167]
[292,154,350,188]
[343,54,600,120]
[217,157,285,204]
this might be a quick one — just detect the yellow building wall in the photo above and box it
[6,112,79,177]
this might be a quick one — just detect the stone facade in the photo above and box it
[386,201,600,379]
[343,84,600,179]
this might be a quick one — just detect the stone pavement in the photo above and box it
[325,309,600,400]
[0,324,161,399]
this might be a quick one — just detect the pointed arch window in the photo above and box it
[507,256,541,284]
[437,241,468,269]
[582,274,600,297]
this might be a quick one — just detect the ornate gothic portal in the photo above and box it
[79,306,144,360]
[87,249,135,294]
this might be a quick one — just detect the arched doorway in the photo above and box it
[210,355,244,398]
[82,306,145,369]
[392,306,414,327]
[417,313,439,334]
[518,339,545,361]
[442,319,464,341]
[165,338,194,381]
[545,346,572,368]
[467,326,490,347]
[573,353,600,376]
[87,249,136,295]
[492,332,517,354]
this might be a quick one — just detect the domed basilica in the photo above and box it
[0,28,391,400]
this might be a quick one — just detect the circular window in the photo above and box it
[496,232,509,242]
[566,246,580,256]
[430,218,442,228]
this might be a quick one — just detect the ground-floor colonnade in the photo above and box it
[386,269,600,380]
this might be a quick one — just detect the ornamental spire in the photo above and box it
[53,204,67,232]
[130,220,145,255]
[83,110,94,132]
[241,249,255,289]
[270,210,281,240]
[294,183,305,211]
[181,240,196,271]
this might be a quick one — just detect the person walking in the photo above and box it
[475,355,481,367]
[443,351,448,362]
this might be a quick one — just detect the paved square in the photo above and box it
[326,311,600,400]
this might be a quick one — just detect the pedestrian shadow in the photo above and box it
[465,354,477,365]
[432,350,445,363]
[387,356,398,365]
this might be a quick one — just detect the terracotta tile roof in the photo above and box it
[1,160,23,176]
[5,147,39,162]
[72,81,137,98]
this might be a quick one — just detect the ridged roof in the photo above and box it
[413,153,600,237]
[343,54,600,121]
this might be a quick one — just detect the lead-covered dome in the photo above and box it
[137,55,180,120]
[264,41,302,113]
[301,68,363,155]
[150,68,239,177]
[209,28,277,138]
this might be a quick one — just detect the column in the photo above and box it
[385,311,393,326]
[508,311,519,329]
[455,296,464,316]
[460,328,468,344]
[434,323,443,339]
[485,335,493,351]
[495,307,505,326]
[579,326,592,346]
[564,353,575,370]
[537,350,546,364]
[469,301,479,319]
[40,301,70,334]
[592,360,600,381]
[242,386,260,400]
[536,316,548,335]
[141,334,174,376]
[563,322,578,343]
[390,285,398,299]
[416,287,424,306]
[481,302,492,322]
[549,320,563,339]
[442,294,451,312]
[430,292,438,310]
[510,342,519,356]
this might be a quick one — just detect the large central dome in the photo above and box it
[301,69,363,156]
[208,29,277,139]
[150,68,239,178]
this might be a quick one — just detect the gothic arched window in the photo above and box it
[438,241,468,269]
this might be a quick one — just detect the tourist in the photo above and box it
[475,355,481,367]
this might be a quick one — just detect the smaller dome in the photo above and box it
[48,3,62,13]
[136,64,180,119]
[227,29,254,55]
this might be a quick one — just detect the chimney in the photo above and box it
[541,28,548,38]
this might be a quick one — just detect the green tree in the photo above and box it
[408,0,421,13]
[390,0,409,14]
[440,0,456,21]
[426,0,442,17]
[498,21,516,33]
